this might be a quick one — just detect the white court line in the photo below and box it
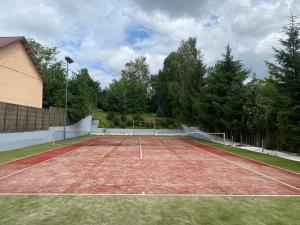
[177,139,300,192]
[185,138,300,176]
[0,137,99,167]
[0,138,103,181]
[0,193,299,197]
[139,136,143,160]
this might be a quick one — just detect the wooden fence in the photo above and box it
[0,102,64,133]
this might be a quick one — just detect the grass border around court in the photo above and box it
[188,137,300,174]
[0,135,96,165]
[0,195,299,225]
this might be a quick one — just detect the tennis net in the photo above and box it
[51,130,227,147]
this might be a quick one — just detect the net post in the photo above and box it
[52,130,55,146]
[139,135,143,159]
[223,133,226,147]
[133,120,135,136]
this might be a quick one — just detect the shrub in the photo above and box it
[113,115,121,127]
[120,114,128,128]
[107,112,115,121]
[133,114,144,122]
[265,141,275,150]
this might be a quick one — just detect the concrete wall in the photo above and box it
[0,116,92,152]
[0,42,43,108]
[0,117,195,152]
[92,127,184,136]
[182,125,227,144]
[181,125,210,141]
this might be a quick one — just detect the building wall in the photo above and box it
[0,42,43,108]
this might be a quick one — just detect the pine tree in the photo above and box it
[203,45,249,140]
[266,15,300,152]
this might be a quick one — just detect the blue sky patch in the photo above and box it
[204,15,220,27]
[123,23,153,46]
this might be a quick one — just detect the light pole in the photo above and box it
[64,56,74,140]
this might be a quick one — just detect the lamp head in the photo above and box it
[65,56,74,64]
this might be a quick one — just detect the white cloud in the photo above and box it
[0,0,299,86]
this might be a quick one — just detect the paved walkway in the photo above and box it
[238,145,300,162]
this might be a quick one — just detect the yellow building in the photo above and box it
[0,36,45,108]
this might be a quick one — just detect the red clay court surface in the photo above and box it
[0,136,299,196]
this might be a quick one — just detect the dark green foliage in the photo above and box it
[104,80,127,113]
[28,39,101,123]
[201,45,249,140]
[27,16,300,153]
[266,15,300,152]
[106,112,115,121]
[27,39,65,108]
[155,117,180,129]
[151,37,206,121]
[113,115,121,127]
[132,114,144,122]
[68,69,100,123]
[105,113,130,128]
[120,115,128,128]
[265,141,275,150]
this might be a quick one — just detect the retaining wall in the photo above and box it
[0,116,92,152]
[92,127,184,136]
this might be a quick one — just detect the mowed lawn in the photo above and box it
[0,196,299,225]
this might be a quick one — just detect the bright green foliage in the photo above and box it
[101,57,150,114]
[152,37,206,121]
[266,15,300,152]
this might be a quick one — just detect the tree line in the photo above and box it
[29,16,300,153]
[101,16,300,153]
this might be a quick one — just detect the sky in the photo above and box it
[0,0,299,87]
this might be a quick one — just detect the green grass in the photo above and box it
[92,109,111,127]
[192,139,300,173]
[0,135,95,164]
[0,196,299,225]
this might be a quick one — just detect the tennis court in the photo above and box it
[0,136,299,195]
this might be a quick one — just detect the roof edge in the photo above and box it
[0,36,47,84]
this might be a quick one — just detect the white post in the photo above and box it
[223,133,226,147]
[262,139,264,152]
[52,130,55,146]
